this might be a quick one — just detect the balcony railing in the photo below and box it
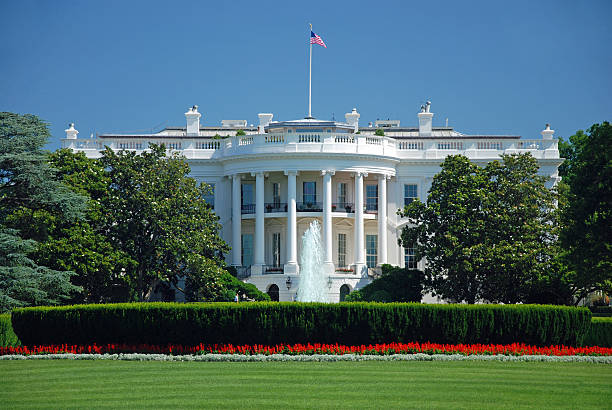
[65,133,558,162]
[263,265,284,274]
[236,266,251,279]
[265,202,287,213]
[365,203,378,213]
[241,204,255,214]
[332,202,355,213]
[297,202,323,212]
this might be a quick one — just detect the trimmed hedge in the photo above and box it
[11,302,591,347]
[588,306,612,317]
[0,314,20,347]
[584,317,612,347]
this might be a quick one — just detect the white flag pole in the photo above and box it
[308,23,312,118]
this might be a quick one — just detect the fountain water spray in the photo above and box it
[296,220,328,302]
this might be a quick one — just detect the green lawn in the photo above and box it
[1,361,610,409]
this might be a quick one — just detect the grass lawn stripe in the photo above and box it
[1,361,610,409]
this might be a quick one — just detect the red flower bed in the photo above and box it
[2,342,611,357]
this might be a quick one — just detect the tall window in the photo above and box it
[241,234,253,266]
[303,181,316,204]
[405,246,417,269]
[202,183,215,209]
[404,184,417,206]
[272,233,281,267]
[273,183,281,207]
[366,184,378,211]
[338,233,347,268]
[242,183,254,205]
[337,183,347,206]
[242,183,254,213]
[366,234,377,268]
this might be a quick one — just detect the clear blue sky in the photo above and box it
[1,0,610,151]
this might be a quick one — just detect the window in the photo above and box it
[338,233,347,268]
[366,234,377,268]
[405,246,417,269]
[273,183,281,207]
[337,183,347,206]
[366,184,378,211]
[404,184,417,206]
[241,183,254,213]
[241,234,253,266]
[202,183,215,209]
[272,233,281,267]
[303,182,316,204]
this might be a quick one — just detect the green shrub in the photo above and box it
[583,317,612,347]
[345,265,423,302]
[0,314,20,347]
[11,303,590,347]
[588,306,612,317]
[374,128,385,136]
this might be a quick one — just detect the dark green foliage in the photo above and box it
[12,302,590,347]
[400,154,558,304]
[589,306,612,317]
[558,122,612,302]
[0,314,20,346]
[218,271,270,301]
[345,265,424,302]
[99,144,229,301]
[583,317,612,347]
[374,128,385,136]
[0,113,87,311]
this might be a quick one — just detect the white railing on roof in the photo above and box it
[64,133,558,161]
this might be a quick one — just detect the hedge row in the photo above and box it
[583,317,612,347]
[589,306,612,317]
[0,314,20,347]
[11,302,591,347]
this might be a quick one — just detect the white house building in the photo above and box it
[63,102,562,302]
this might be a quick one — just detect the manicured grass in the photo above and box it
[1,361,611,408]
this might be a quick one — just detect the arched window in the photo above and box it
[267,284,279,302]
[340,284,351,302]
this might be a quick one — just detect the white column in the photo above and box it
[284,170,298,274]
[353,171,366,275]
[253,172,265,274]
[377,174,388,266]
[322,170,334,274]
[231,174,242,266]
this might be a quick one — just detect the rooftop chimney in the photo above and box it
[418,101,433,137]
[541,123,555,140]
[258,113,273,133]
[185,105,201,136]
[345,108,360,132]
[65,123,78,139]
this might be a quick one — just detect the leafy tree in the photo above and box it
[400,153,558,304]
[374,128,385,136]
[99,144,229,301]
[344,265,423,302]
[558,122,612,303]
[0,229,80,312]
[0,113,86,310]
[34,149,134,303]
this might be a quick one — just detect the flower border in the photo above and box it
[1,353,611,363]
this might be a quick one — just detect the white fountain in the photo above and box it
[296,220,328,302]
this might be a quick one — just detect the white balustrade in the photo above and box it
[398,141,424,150]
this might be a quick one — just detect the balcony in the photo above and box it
[332,202,354,213]
[365,203,378,214]
[263,265,284,274]
[265,202,287,213]
[64,132,559,162]
[241,204,255,214]
[297,202,323,212]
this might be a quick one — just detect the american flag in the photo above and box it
[310,31,327,48]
